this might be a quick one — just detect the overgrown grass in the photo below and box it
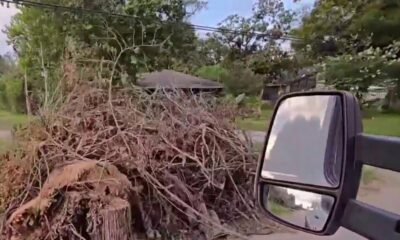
[0,111,29,130]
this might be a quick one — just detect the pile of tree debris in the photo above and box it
[0,86,260,240]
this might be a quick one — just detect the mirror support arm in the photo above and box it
[341,200,400,240]
[355,134,400,172]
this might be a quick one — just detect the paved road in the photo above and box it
[0,130,11,140]
[252,168,400,240]
[245,131,266,143]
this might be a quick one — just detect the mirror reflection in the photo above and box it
[261,95,343,188]
[263,185,335,232]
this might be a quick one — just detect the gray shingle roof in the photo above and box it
[137,70,224,89]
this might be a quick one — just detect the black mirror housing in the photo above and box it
[254,91,363,235]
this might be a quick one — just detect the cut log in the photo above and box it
[90,198,135,240]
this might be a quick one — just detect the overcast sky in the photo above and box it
[0,0,314,55]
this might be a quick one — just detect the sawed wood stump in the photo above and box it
[90,197,135,240]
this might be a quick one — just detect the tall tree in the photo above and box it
[0,55,15,76]
[293,0,400,58]
[293,0,400,102]
[210,0,295,63]
[250,43,298,84]
[7,0,203,100]
[196,37,229,66]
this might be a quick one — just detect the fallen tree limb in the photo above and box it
[0,86,260,239]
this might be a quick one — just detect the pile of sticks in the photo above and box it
[0,86,259,239]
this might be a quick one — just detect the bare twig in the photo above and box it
[1,87,259,240]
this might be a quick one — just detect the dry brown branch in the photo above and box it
[0,85,261,240]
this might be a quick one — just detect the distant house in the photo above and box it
[137,70,224,93]
[261,83,288,104]
[288,73,317,92]
[262,68,317,103]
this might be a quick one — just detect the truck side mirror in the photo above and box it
[255,92,363,235]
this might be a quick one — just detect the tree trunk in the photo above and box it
[24,70,31,115]
[90,198,135,240]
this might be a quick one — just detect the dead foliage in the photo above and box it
[0,86,259,239]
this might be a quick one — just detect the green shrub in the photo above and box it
[221,62,264,96]
[0,71,25,113]
[195,65,228,82]
[196,63,264,96]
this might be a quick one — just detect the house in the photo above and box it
[261,83,289,104]
[262,68,317,103]
[288,73,317,92]
[137,70,224,93]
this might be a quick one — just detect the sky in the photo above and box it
[0,5,18,55]
[0,0,315,55]
[191,0,315,28]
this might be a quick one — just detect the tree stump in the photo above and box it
[90,197,135,240]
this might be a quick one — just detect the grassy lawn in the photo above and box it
[0,111,29,130]
[363,112,400,137]
[0,111,29,153]
[361,111,400,185]
[236,109,273,132]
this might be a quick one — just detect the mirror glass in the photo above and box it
[261,95,343,188]
[262,185,335,231]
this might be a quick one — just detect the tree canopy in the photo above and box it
[293,0,400,57]
[292,0,400,102]
[4,0,400,108]
[6,0,202,97]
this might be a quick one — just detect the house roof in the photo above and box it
[137,70,224,89]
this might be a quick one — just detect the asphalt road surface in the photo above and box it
[246,131,267,143]
[0,129,11,139]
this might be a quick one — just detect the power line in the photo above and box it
[1,0,303,41]
[0,0,303,42]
